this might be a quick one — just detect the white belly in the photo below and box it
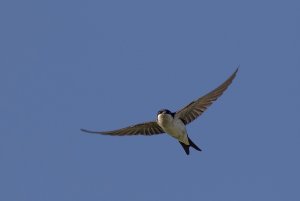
[157,114,189,144]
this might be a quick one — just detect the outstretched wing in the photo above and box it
[81,121,164,136]
[175,68,238,125]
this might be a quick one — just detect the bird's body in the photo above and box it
[156,109,201,154]
[157,110,188,144]
[81,68,238,155]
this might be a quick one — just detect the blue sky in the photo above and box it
[1,0,299,200]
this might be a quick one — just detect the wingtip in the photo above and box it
[80,128,98,134]
[235,65,240,73]
[229,66,239,81]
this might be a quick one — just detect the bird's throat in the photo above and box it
[157,114,173,128]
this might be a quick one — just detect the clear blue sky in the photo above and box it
[1,0,299,200]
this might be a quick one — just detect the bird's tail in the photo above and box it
[179,137,202,155]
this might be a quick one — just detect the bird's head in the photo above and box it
[157,109,174,117]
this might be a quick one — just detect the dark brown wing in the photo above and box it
[175,68,238,125]
[80,121,164,136]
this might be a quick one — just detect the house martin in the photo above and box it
[81,68,238,155]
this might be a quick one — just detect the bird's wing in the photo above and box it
[175,68,238,125]
[81,121,165,136]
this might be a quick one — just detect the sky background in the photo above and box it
[1,0,299,200]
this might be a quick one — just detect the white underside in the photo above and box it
[157,114,189,145]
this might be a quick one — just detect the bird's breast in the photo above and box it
[157,114,188,143]
[157,114,173,127]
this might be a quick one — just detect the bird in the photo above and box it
[81,68,238,155]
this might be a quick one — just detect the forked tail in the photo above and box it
[179,137,202,155]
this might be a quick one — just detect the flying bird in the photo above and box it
[81,68,238,155]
